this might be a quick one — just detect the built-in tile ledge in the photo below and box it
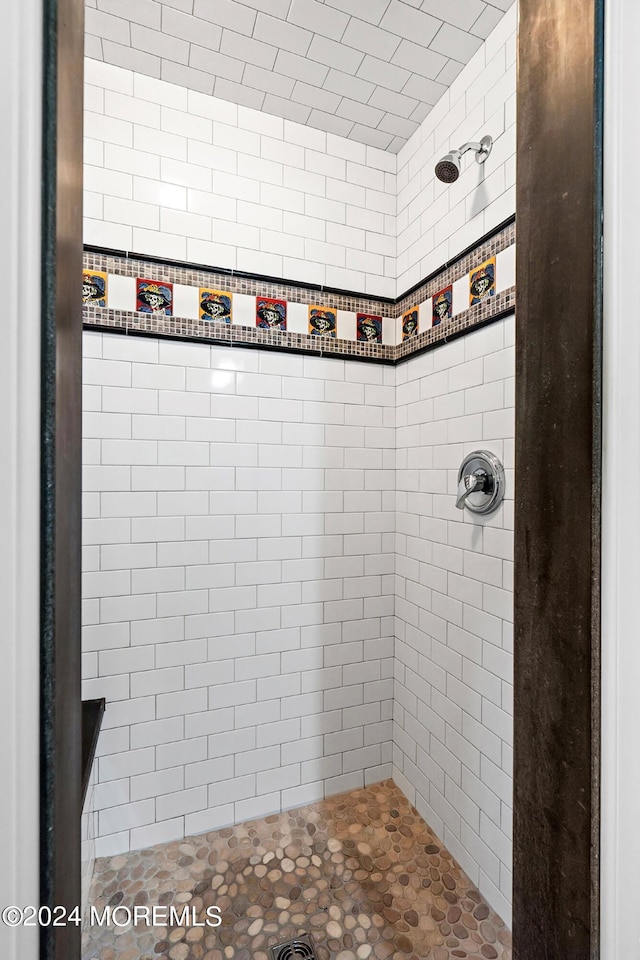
[82,698,105,807]
[83,218,515,364]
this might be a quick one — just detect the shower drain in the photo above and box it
[269,934,317,960]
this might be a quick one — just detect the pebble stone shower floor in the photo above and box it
[82,780,511,960]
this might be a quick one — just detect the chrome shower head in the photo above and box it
[435,135,493,184]
[435,151,461,183]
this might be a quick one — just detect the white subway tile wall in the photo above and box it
[82,316,515,922]
[83,9,516,301]
[84,60,398,299]
[396,6,517,294]
[82,331,396,859]
[393,314,514,925]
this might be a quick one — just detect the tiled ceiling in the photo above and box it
[85,0,516,153]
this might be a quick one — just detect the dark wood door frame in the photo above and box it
[40,0,85,956]
[39,0,604,957]
[514,0,603,957]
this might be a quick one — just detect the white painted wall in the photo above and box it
[83,59,397,298]
[393,316,514,924]
[396,6,516,293]
[0,0,41,955]
[82,331,395,857]
[601,0,640,956]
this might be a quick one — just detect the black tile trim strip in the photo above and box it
[83,251,394,316]
[83,245,395,305]
[82,323,397,365]
[82,303,396,362]
[84,213,515,309]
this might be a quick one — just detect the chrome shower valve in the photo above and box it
[456,450,505,515]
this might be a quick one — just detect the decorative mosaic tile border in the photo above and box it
[83,219,515,364]
[396,219,515,316]
[395,286,516,359]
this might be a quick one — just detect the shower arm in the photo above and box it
[458,138,493,163]
[458,142,482,156]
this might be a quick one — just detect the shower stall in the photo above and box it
[78,4,520,955]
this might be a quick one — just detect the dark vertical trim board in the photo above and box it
[40,0,85,955]
[514,1,602,958]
